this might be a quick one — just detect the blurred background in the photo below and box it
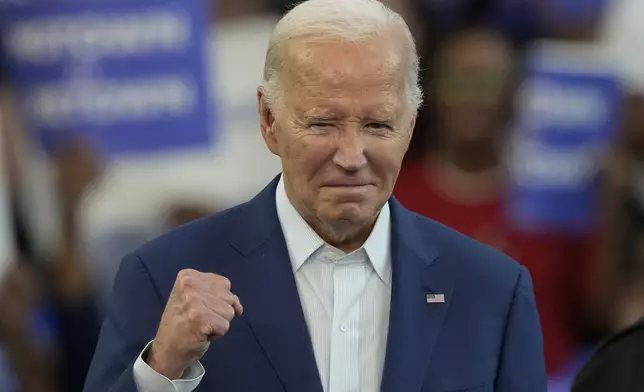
[0,0,643,391]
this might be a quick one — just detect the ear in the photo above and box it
[257,88,279,156]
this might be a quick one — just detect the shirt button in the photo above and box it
[339,324,347,332]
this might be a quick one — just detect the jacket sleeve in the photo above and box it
[495,267,548,392]
[83,253,165,392]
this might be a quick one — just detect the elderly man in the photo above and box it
[83,0,547,391]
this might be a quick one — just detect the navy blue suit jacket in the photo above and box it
[84,177,547,392]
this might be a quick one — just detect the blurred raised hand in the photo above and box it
[53,140,103,225]
[51,140,104,301]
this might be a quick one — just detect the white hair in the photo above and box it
[262,0,423,113]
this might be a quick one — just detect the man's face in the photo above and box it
[259,37,414,237]
[435,33,513,145]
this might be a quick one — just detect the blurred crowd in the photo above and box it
[1,0,643,391]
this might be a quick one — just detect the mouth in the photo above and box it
[321,183,374,188]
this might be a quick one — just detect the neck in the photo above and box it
[319,218,377,253]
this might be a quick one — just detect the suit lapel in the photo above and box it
[381,199,454,392]
[226,176,323,392]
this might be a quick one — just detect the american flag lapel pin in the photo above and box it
[426,293,445,304]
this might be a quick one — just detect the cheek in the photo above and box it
[365,139,408,176]
[281,135,333,177]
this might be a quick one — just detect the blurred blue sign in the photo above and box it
[508,49,621,233]
[0,0,214,156]
[539,0,607,26]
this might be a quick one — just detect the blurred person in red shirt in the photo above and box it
[394,26,595,374]
[396,27,513,250]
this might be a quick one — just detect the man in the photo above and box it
[83,0,547,391]
[571,318,644,392]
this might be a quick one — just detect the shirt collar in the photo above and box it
[275,175,391,284]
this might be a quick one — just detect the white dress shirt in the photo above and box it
[133,177,392,392]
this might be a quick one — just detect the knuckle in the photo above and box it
[220,291,235,304]
[216,276,231,290]
[186,307,202,323]
[181,291,198,306]
[178,269,196,279]
[215,319,230,335]
[177,273,194,289]
[220,304,235,321]
[199,323,213,337]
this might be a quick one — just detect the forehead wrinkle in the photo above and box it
[296,99,403,124]
[287,70,406,107]
[278,37,409,121]
[366,102,399,119]
[283,37,405,88]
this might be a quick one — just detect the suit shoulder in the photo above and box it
[408,213,532,324]
[411,212,524,288]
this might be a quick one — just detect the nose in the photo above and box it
[332,127,367,172]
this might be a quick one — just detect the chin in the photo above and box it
[322,201,375,224]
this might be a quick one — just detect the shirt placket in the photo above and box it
[328,259,364,392]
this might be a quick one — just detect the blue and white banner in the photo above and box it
[508,43,621,233]
[0,0,214,156]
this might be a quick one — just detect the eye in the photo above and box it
[311,122,333,128]
[309,122,336,132]
[365,122,392,131]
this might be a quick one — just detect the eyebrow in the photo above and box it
[366,111,397,122]
[302,113,338,121]
[365,106,399,122]
[300,109,342,122]
[299,105,401,122]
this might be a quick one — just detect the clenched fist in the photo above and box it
[146,269,243,379]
